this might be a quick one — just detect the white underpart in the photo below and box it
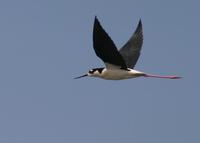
[91,68,145,80]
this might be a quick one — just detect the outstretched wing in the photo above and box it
[119,19,143,69]
[93,16,127,69]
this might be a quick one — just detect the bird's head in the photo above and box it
[74,68,104,79]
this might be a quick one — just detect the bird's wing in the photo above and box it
[93,16,127,69]
[119,19,143,69]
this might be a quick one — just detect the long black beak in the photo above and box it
[74,74,88,79]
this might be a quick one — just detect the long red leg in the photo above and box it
[144,74,182,79]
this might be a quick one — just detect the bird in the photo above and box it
[74,16,181,80]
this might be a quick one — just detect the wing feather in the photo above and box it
[119,19,143,69]
[93,17,127,69]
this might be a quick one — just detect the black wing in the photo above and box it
[119,19,143,69]
[93,16,127,69]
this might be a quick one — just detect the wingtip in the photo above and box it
[138,19,142,27]
[94,16,103,31]
[94,15,99,22]
[134,18,142,33]
[94,16,100,24]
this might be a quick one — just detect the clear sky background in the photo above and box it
[0,0,199,143]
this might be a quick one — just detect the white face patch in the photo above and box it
[94,70,100,75]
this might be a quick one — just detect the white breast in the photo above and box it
[99,68,145,80]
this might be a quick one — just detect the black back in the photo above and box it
[93,17,127,69]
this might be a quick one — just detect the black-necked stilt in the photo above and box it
[75,17,181,80]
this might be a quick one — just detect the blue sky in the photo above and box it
[0,0,199,143]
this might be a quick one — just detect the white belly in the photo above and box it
[99,69,145,80]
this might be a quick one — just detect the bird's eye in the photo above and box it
[89,70,93,74]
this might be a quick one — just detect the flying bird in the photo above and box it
[75,17,181,80]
